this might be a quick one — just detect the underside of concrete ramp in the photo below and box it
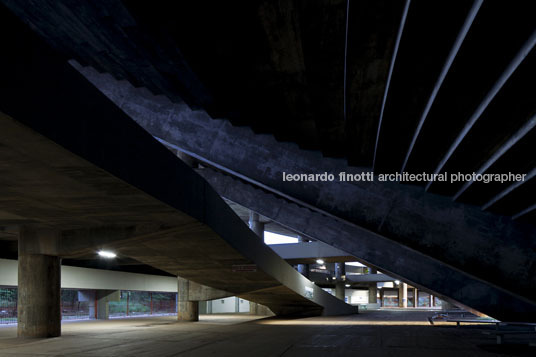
[0,8,356,318]
[71,63,536,321]
[1,0,535,323]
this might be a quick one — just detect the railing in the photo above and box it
[0,288,17,325]
[109,291,176,318]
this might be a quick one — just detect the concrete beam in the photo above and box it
[0,258,178,292]
[482,167,536,210]
[426,29,536,188]
[198,168,536,321]
[400,0,482,172]
[453,114,536,200]
[75,63,536,309]
[0,12,356,318]
[188,281,233,301]
[373,0,411,168]
[347,274,395,283]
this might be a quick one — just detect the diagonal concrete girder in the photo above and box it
[73,64,536,318]
[198,168,536,321]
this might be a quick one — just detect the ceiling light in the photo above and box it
[316,259,324,264]
[332,276,336,280]
[98,250,117,258]
[345,284,351,288]
[395,280,400,285]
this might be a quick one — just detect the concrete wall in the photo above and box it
[347,289,369,304]
[322,288,370,305]
[0,259,176,292]
[238,298,250,313]
[211,297,235,313]
[209,297,250,313]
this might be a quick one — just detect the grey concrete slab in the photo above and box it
[74,61,536,321]
[0,8,356,318]
[1,312,529,356]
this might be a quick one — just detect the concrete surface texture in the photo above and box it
[197,168,536,321]
[0,310,534,356]
[1,0,535,325]
[73,61,536,321]
[0,6,355,318]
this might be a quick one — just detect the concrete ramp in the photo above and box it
[0,9,356,317]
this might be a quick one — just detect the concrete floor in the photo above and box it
[0,310,534,356]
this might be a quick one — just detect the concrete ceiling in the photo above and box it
[3,0,533,220]
[0,12,359,316]
[1,0,535,321]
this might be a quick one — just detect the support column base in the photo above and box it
[178,301,199,321]
[17,254,61,338]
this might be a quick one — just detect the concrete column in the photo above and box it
[17,254,61,337]
[398,282,407,308]
[380,289,384,307]
[249,301,258,315]
[248,211,264,240]
[177,276,199,321]
[335,282,345,301]
[334,262,346,301]
[368,283,377,304]
[335,262,346,280]
[17,228,61,338]
[297,236,310,277]
[249,302,273,316]
[414,288,418,308]
[80,290,119,320]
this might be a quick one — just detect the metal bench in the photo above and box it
[446,318,500,328]
[482,330,536,345]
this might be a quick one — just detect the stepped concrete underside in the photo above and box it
[0,7,356,317]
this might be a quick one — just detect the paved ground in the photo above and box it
[0,310,534,356]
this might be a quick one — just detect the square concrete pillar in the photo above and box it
[368,283,377,304]
[79,290,119,319]
[177,277,199,321]
[398,282,407,308]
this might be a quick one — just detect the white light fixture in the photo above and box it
[319,265,327,270]
[345,284,351,288]
[395,280,400,285]
[98,250,117,259]
[332,276,336,280]
[316,259,324,265]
